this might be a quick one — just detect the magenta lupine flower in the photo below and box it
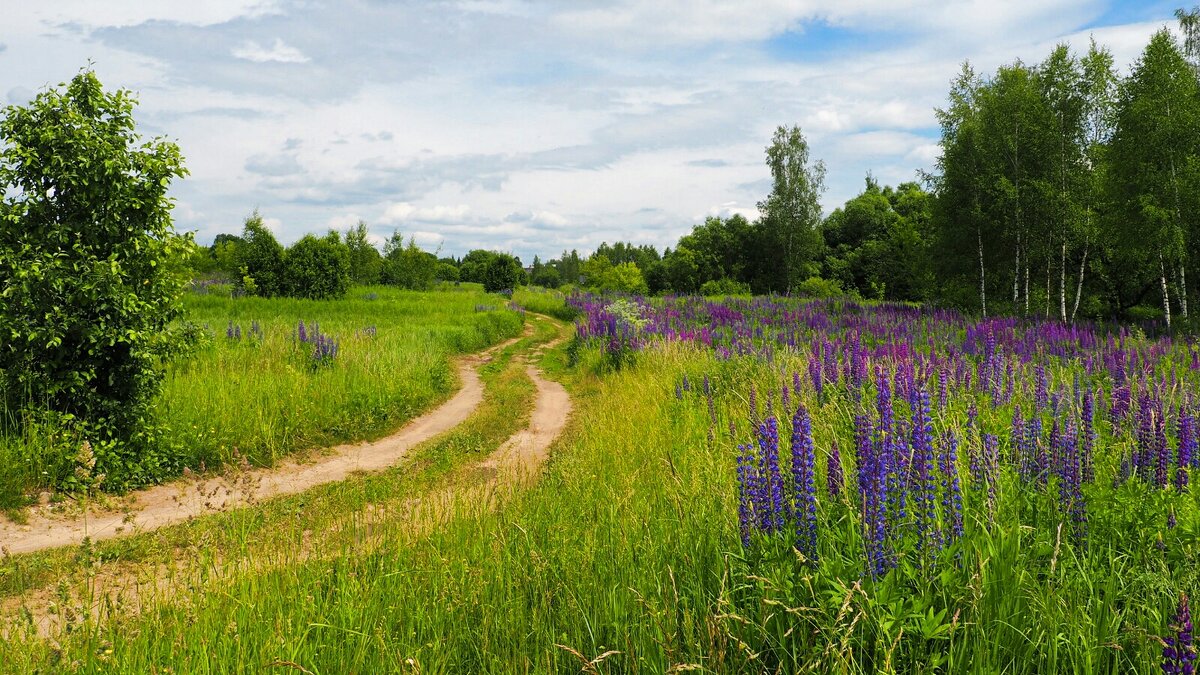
[1163,593,1196,675]
[791,403,817,562]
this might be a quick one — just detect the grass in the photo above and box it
[0,285,525,504]
[0,314,564,657]
[6,294,1196,673]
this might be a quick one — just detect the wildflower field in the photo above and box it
[4,290,1200,673]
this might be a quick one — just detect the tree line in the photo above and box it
[527,16,1200,326]
[187,12,1200,326]
[190,215,527,297]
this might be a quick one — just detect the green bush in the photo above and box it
[238,211,286,297]
[795,275,846,298]
[284,232,352,300]
[699,278,751,296]
[0,70,191,488]
[482,252,526,292]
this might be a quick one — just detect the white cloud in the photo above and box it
[380,202,473,225]
[232,38,310,64]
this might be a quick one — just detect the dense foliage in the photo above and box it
[0,71,191,489]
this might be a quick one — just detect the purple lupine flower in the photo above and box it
[1081,389,1096,484]
[982,432,999,521]
[755,417,784,533]
[736,443,757,546]
[1035,363,1048,412]
[827,442,844,499]
[781,383,790,413]
[675,383,683,400]
[809,349,823,398]
[1157,403,1171,490]
[940,429,964,543]
[682,374,691,392]
[1163,593,1196,675]
[748,383,759,429]
[791,403,817,562]
[1178,406,1194,491]
[297,319,308,343]
[856,413,890,578]
[911,388,939,558]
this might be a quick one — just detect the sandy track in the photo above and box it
[0,332,526,556]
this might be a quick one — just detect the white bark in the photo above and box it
[1060,242,1067,323]
[1071,236,1088,323]
[978,226,987,317]
[1161,254,1173,328]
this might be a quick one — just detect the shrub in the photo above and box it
[795,276,845,298]
[0,70,191,486]
[699,278,751,296]
[482,252,526,293]
[238,211,286,297]
[283,232,352,300]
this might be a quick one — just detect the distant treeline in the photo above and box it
[190,16,1200,324]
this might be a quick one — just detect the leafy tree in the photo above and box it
[436,261,460,283]
[211,234,244,280]
[459,249,498,285]
[934,62,991,314]
[663,246,701,293]
[0,69,190,485]
[237,211,286,297]
[1107,29,1200,327]
[381,232,438,290]
[530,261,561,288]
[759,125,826,294]
[481,252,525,292]
[344,220,382,285]
[283,231,351,300]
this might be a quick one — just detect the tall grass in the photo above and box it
[0,285,524,502]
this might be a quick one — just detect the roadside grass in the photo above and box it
[0,315,564,661]
[6,333,1191,673]
[0,286,524,505]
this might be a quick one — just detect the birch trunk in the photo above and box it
[978,226,987,317]
[1161,254,1173,328]
[1071,236,1088,323]
[1060,242,1067,322]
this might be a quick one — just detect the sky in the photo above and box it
[0,1,1190,262]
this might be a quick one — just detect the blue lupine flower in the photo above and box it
[791,403,817,562]
[1163,593,1196,675]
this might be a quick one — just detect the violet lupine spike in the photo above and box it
[1163,593,1196,675]
[982,432,1000,521]
[755,417,784,534]
[1157,403,1171,490]
[827,442,844,499]
[809,350,823,398]
[856,413,890,578]
[911,388,939,559]
[940,429,964,543]
[1081,389,1096,484]
[735,443,756,547]
[791,403,818,562]
[1178,406,1194,492]
[781,383,790,414]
